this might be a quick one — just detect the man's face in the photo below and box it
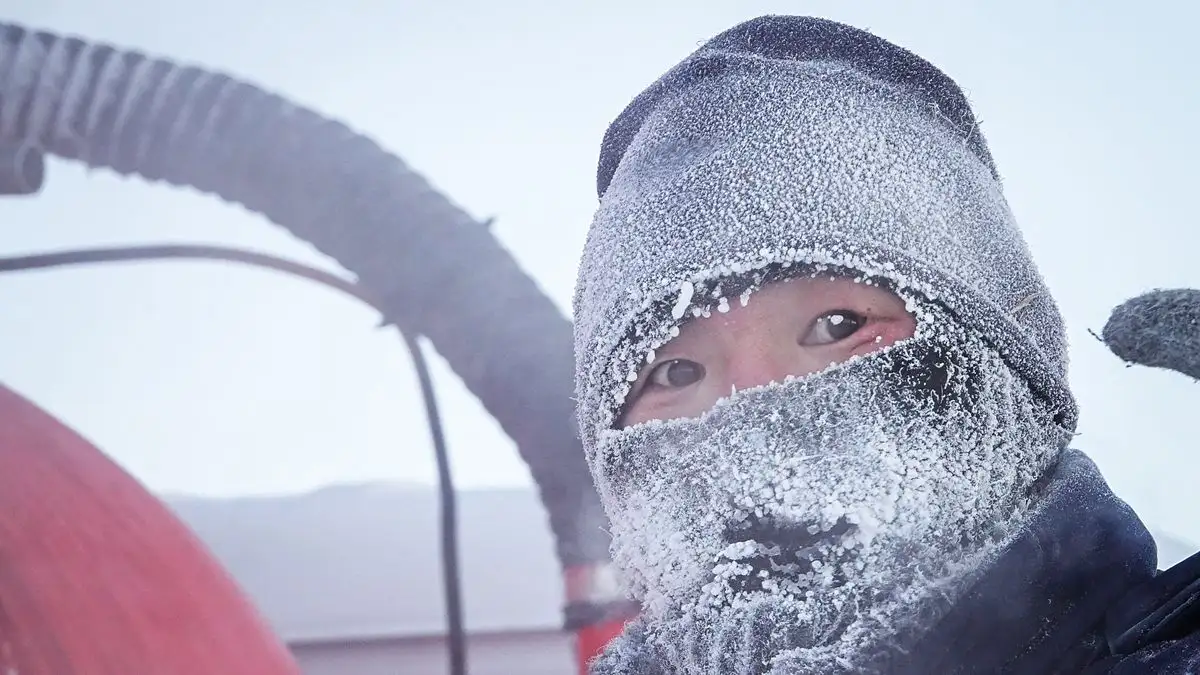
[593,271,1064,671]
[620,276,917,427]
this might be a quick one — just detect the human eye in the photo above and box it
[799,310,866,346]
[646,358,706,390]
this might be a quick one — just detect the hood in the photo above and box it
[571,15,1074,461]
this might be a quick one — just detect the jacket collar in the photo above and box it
[900,450,1157,674]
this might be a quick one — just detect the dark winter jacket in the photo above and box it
[591,450,1200,674]
[899,449,1200,673]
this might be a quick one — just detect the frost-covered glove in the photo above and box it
[1102,289,1200,381]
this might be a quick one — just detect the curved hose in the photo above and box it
[0,140,43,194]
[0,22,609,569]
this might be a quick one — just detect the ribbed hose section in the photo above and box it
[0,24,611,567]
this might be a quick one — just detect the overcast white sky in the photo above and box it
[2,1,1198,543]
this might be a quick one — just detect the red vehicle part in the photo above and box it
[565,562,640,674]
[0,383,300,674]
[577,617,634,675]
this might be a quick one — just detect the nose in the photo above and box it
[718,317,819,392]
[726,347,796,391]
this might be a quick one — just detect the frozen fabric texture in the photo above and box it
[588,301,1069,674]
[1102,288,1200,382]
[572,15,1075,462]
[591,450,1164,675]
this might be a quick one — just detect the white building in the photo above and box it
[167,485,576,675]
[166,485,1197,675]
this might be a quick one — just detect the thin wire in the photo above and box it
[402,332,466,675]
[0,242,469,674]
[0,244,377,305]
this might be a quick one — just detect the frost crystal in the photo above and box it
[671,281,695,320]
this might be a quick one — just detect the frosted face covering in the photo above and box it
[591,298,1067,673]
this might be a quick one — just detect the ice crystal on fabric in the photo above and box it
[573,54,1076,462]
[590,307,1068,673]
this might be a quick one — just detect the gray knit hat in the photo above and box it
[572,15,1075,462]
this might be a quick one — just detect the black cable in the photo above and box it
[402,330,466,675]
[0,245,375,304]
[0,243,469,674]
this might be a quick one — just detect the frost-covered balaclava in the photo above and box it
[573,15,1077,675]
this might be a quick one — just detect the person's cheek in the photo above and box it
[622,386,701,426]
